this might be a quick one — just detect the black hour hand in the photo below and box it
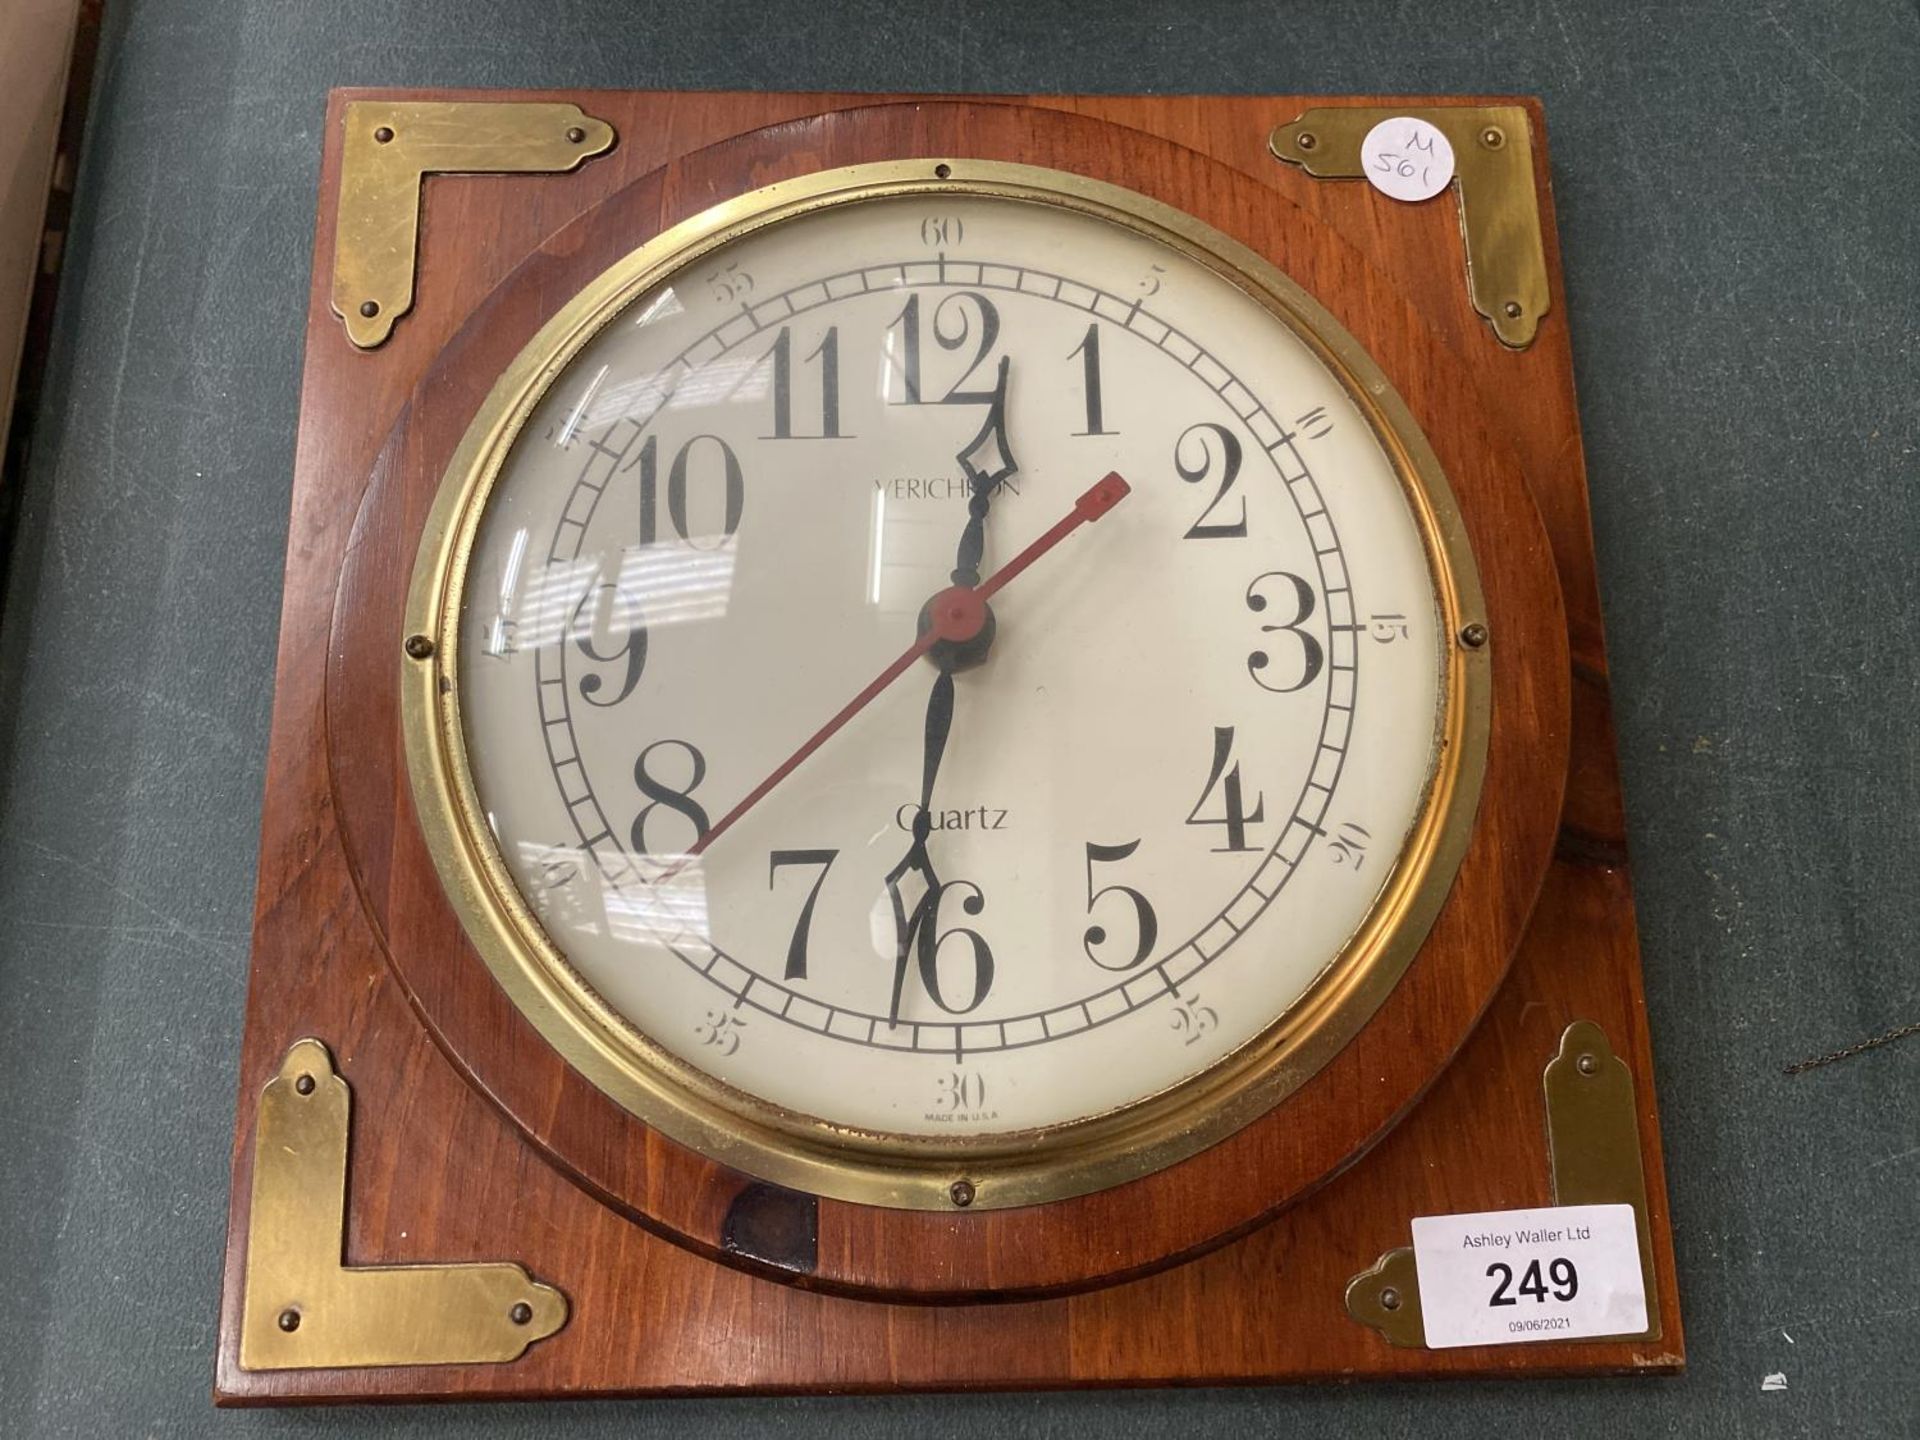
[956,355,1017,492]
[951,356,1017,586]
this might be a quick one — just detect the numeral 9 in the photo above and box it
[570,581,647,708]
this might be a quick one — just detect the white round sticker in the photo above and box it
[1360,117,1456,203]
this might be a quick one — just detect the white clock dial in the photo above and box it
[454,190,1445,1139]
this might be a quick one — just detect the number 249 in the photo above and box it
[1486,1257,1578,1306]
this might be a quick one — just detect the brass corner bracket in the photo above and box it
[239,1038,567,1370]
[1270,105,1549,349]
[331,99,616,349]
[1344,1020,1661,1347]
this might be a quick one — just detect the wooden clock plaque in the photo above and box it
[216,88,1683,1402]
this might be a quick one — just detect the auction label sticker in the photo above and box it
[1410,1203,1647,1348]
[1359,116,1455,202]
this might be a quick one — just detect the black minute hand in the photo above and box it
[883,669,955,1025]
[882,360,1016,1024]
[875,474,1132,1025]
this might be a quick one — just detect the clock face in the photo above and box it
[438,176,1464,1163]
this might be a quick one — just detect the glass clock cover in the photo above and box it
[448,187,1450,1149]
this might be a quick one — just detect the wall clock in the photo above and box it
[218,90,1683,1402]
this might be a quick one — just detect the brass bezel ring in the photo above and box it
[400,158,1491,1211]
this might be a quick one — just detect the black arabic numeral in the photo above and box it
[668,435,743,549]
[1487,1262,1516,1306]
[633,433,744,549]
[936,1069,985,1111]
[539,842,582,891]
[935,293,1001,401]
[1245,570,1324,693]
[570,581,648,707]
[813,327,843,436]
[704,261,752,304]
[630,740,710,856]
[1185,726,1266,853]
[1368,612,1410,644]
[1327,821,1371,869]
[635,432,658,546]
[919,215,963,248]
[1083,839,1158,970]
[916,880,994,1014]
[885,292,1001,404]
[1176,422,1247,538]
[766,325,846,439]
[768,849,837,981]
[1549,1257,1579,1301]
[767,327,794,438]
[1068,323,1116,435]
[1518,1259,1549,1303]
[886,293,921,403]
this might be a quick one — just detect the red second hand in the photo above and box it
[665,471,1131,875]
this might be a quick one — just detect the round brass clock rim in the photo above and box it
[400,157,1492,1212]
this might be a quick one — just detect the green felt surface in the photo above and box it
[0,1,1915,1434]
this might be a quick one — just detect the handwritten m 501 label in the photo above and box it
[1410,1203,1647,1348]
[1359,116,1455,202]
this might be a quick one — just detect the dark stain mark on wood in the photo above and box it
[721,1182,819,1274]
[1555,823,1630,870]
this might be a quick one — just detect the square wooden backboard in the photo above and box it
[216,89,1682,1402]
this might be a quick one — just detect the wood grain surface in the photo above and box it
[216,89,1681,1402]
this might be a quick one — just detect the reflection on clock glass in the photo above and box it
[457,193,1444,1137]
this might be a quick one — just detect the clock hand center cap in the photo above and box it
[929,585,988,642]
[918,584,996,672]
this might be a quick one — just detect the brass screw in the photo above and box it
[277,1308,301,1333]
[404,633,435,660]
[373,126,394,144]
[1480,125,1505,149]
[1380,1287,1402,1312]
[1296,131,1318,152]
[1577,1053,1600,1076]
[1503,300,1524,320]
[934,163,952,179]
[294,1073,315,1095]
[949,1178,976,1208]
[509,1301,534,1325]
[565,126,586,144]
[1459,622,1489,649]
[359,300,380,319]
